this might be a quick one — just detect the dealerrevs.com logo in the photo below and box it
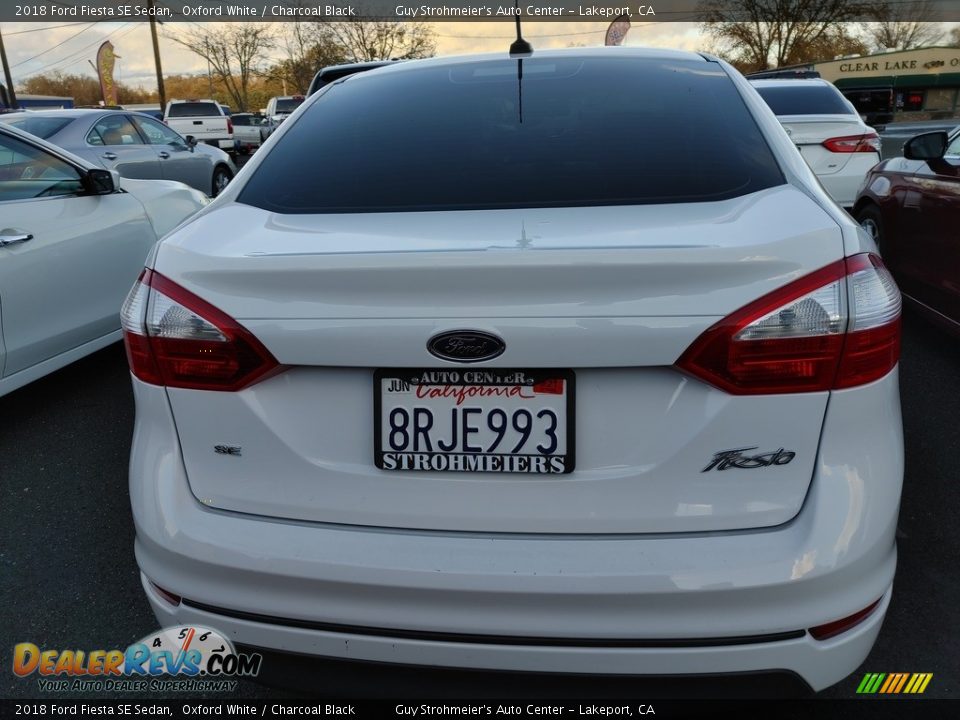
[13,626,262,693]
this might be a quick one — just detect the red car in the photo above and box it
[854,127,960,330]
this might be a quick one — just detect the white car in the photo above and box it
[123,49,903,693]
[0,123,208,398]
[750,79,882,208]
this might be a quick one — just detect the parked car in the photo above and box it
[163,99,233,152]
[0,109,236,197]
[0,122,207,398]
[854,127,960,331]
[123,49,903,693]
[750,78,882,207]
[264,95,305,124]
[120,103,163,121]
[875,119,960,159]
[230,113,269,155]
[307,60,399,96]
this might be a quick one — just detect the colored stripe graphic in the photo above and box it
[857,672,932,694]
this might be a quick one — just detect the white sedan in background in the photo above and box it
[124,49,903,693]
[750,79,882,208]
[0,123,208,398]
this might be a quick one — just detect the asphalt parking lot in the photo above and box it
[2,307,958,702]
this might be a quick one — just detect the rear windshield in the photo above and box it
[754,85,855,116]
[240,57,784,213]
[0,116,72,139]
[167,102,221,118]
[275,98,303,113]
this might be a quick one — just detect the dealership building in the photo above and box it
[804,46,960,122]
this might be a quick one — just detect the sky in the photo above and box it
[3,19,959,91]
[1,20,705,89]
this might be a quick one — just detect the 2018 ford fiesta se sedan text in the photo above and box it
[121,48,904,693]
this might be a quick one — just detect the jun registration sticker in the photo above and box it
[374,368,575,474]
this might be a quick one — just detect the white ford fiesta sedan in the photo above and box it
[122,48,904,693]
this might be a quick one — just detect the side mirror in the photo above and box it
[904,131,948,161]
[185,135,198,148]
[83,168,116,195]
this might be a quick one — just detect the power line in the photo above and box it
[11,22,97,68]
[19,23,138,79]
[6,23,89,35]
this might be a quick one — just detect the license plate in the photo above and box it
[374,369,575,474]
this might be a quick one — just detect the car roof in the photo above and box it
[748,78,835,89]
[327,48,710,89]
[0,108,114,118]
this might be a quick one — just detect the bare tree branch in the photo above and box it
[699,0,876,72]
[319,18,436,62]
[868,1,946,51]
[167,25,275,111]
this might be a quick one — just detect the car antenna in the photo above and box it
[508,0,533,124]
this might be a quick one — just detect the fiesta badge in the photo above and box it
[427,330,505,363]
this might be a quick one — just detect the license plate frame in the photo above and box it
[374,368,576,474]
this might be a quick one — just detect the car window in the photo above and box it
[87,116,144,146]
[131,115,184,146]
[167,102,221,118]
[275,98,303,113]
[0,132,84,201]
[240,57,784,214]
[946,132,960,157]
[233,115,251,126]
[0,116,72,139]
[753,85,856,116]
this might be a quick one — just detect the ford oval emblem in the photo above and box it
[427,330,505,363]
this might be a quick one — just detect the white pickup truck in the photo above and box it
[230,113,270,155]
[164,99,233,152]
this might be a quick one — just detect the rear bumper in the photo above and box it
[129,370,902,692]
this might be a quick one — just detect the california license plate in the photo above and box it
[375,369,575,474]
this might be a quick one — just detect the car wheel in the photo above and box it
[856,204,885,256]
[212,165,233,197]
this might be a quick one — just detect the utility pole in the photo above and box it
[0,24,18,109]
[147,0,166,108]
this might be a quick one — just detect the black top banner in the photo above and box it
[5,1,960,23]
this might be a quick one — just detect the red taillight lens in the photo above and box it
[226,118,233,134]
[676,253,901,395]
[121,270,280,391]
[809,599,881,641]
[822,133,881,153]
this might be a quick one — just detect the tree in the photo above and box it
[698,0,876,72]
[168,25,275,111]
[949,25,960,47]
[19,72,152,106]
[868,1,945,51]
[266,21,347,95]
[318,18,436,62]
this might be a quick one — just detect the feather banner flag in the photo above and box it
[96,41,119,106]
[604,15,631,46]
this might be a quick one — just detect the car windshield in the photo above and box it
[240,56,784,214]
[754,85,855,116]
[275,98,303,113]
[167,102,220,117]
[0,116,72,139]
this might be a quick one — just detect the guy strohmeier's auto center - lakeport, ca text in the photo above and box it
[21,3,658,19]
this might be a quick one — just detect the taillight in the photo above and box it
[676,253,901,394]
[226,118,233,134]
[809,599,881,641]
[121,269,280,391]
[822,133,880,153]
